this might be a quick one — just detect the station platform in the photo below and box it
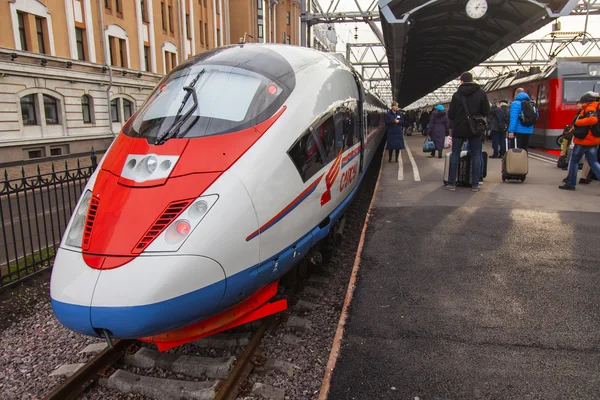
[327,134,600,399]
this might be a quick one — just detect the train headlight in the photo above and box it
[65,190,92,247]
[145,195,219,252]
[143,156,158,174]
[589,64,600,77]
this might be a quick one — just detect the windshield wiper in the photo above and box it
[155,70,204,145]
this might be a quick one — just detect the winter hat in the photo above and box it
[436,104,444,111]
[579,91,600,103]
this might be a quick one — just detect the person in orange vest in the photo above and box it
[559,91,600,190]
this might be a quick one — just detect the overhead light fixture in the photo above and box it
[137,72,142,78]
[66,61,73,68]
[122,70,128,76]
[40,58,48,66]
[102,66,108,73]
[10,53,18,61]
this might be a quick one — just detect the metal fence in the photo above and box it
[0,151,98,288]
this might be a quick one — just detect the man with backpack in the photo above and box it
[558,91,600,191]
[447,72,490,192]
[489,100,509,158]
[507,88,538,150]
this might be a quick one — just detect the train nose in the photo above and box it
[89,255,226,338]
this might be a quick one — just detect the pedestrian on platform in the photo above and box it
[447,72,490,192]
[426,104,450,158]
[559,91,600,190]
[490,100,510,158]
[420,110,430,136]
[385,101,404,162]
[507,88,536,150]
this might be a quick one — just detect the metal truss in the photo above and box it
[568,0,600,15]
[304,0,380,24]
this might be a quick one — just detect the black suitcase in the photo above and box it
[457,151,488,187]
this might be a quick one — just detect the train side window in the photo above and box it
[287,130,325,183]
[314,115,338,164]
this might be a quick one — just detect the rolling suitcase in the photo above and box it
[502,138,528,182]
[443,150,469,186]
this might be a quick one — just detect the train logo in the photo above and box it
[321,149,343,206]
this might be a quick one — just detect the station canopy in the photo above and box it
[379,0,578,107]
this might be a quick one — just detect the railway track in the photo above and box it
[43,317,277,400]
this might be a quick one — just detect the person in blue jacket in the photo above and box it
[385,102,404,162]
[507,88,535,151]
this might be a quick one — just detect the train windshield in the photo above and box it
[123,64,285,143]
[563,79,600,103]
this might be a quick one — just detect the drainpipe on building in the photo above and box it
[97,0,115,137]
[178,0,185,63]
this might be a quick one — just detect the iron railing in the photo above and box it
[0,151,98,288]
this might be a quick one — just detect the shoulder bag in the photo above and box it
[460,95,487,139]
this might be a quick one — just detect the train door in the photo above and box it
[353,72,366,173]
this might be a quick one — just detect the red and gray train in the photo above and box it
[483,57,600,149]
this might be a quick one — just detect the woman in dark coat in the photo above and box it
[426,104,450,158]
[385,102,404,162]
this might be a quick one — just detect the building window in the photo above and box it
[171,52,177,71]
[81,95,92,123]
[203,0,206,7]
[75,28,86,61]
[168,5,174,33]
[144,45,150,71]
[28,149,44,159]
[286,35,290,44]
[36,17,46,54]
[43,95,59,125]
[186,14,191,39]
[21,95,37,125]
[141,0,148,21]
[161,2,166,30]
[17,12,28,51]
[104,0,111,10]
[257,0,264,43]
[119,39,127,67]
[217,28,220,46]
[199,19,203,44]
[286,12,290,25]
[283,32,286,43]
[216,0,220,14]
[115,0,122,14]
[110,99,120,122]
[123,99,133,121]
[204,23,209,49]
[108,37,115,65]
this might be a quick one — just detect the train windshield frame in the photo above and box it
[122,63,290,143]
[563,79,600,103]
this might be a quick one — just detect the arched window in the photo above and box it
[111,99,120,122]
[123,99,133,121]
[21,94,37,125]
[43,95,59,124]
[81,95,92,123]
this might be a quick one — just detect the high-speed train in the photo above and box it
[50,44,387,351]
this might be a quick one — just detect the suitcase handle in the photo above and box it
[506,136,518,150]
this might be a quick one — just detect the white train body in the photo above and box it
[50,44,387,341]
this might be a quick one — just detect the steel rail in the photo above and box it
[42,339,137,400]
[214,316,276,400]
